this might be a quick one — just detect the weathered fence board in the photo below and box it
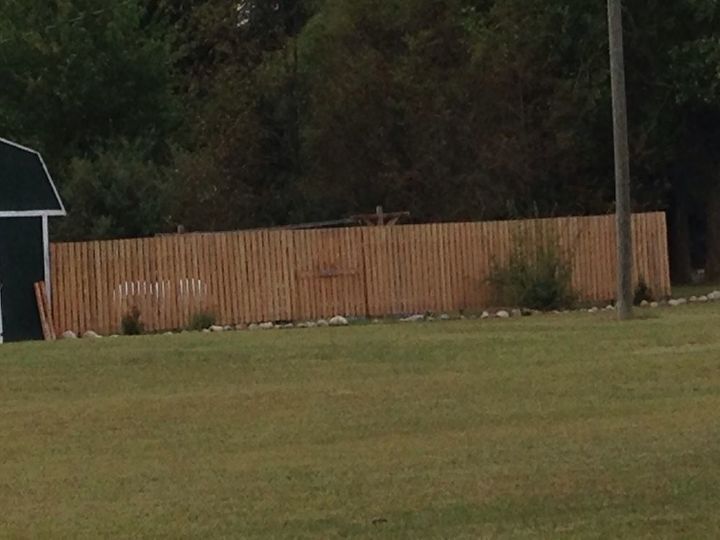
[50,212,671,335]
[293,228,368,320]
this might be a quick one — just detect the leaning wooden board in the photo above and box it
[34,281,56,341]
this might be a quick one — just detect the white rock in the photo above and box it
[510,309,522,318]
[496,310,510,319]
[401,314,425,323]
[588,307,600,314]
[372,319,381,324]
[329,315,349,327]
[224,325,233,331]
[280,323,294,329]
[317,319,329,327]
[235,324,247,331]
[248,323,260,330]
[202,329,211,333]
[707,291,720,301]
[209,325,224,332]
[699,295,709,303]
[164,331,174,336]
[62,330,77,339]
[668,299,681,307]
[640,300,649,307]
[650,302,659,308]
[305,321,318,328]
[481,311,491,319]
[259,322,275,330]
[439,314,450,321]
[605,305,615,311]
[677,298,688,305]
[689,296,699,303]
[83,330,101,339]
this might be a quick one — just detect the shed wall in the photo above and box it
[0,217,44,341]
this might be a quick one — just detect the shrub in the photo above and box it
[121,306,145,335]
[634,278,654,305]
[188,311,216,331]
[490,236,576,311]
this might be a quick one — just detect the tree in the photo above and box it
[0,0,179,238]
[167,0,315,231]
[58,140,175,240]
[618,0,720,281]
[2,0,720,276]
[295,0,613,221]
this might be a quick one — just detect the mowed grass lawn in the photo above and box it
[2,307,720,538]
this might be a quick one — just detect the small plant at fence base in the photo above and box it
[489,236,577,311]
[188,311,216,331]
[121,306,145,335]
[634,278,654,305]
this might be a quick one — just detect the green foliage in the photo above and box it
[490,234,576,311]
[634,279,655,305]
[0,0,178,162]
[57,139,175,240]
[0,0,179,240]
[3,0,720,258]
[121,306,145,335]
[188,311,216,331]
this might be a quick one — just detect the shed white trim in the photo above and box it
[38,152,67,215]
[0,137,37,154]
[0,210,66,218]
[43,215,51,305]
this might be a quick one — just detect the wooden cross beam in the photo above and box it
[351,206,410,226]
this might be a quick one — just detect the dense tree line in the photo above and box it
[1,0,719,282]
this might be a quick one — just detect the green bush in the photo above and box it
[188,311,216,331]
[121,306,145,335]
[490,237,576,311]
[634,278,654,305]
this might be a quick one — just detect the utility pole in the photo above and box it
[608,0,633,320]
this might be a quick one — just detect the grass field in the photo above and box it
[2,306,720,538]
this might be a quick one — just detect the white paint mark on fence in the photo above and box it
[112,278,208,301]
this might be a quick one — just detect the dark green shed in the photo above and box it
[0,138,65,343]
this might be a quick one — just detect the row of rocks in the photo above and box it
[62,330,101,339]
[61,315,352,339]
[640,290,720,308]
[54,306,608,338]
[60,289,720,339]
[206,315,352,333]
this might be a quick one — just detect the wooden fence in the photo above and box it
[50,212,670,335]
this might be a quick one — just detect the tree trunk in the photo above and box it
[705,180,720,281]
[669,185,692,284]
